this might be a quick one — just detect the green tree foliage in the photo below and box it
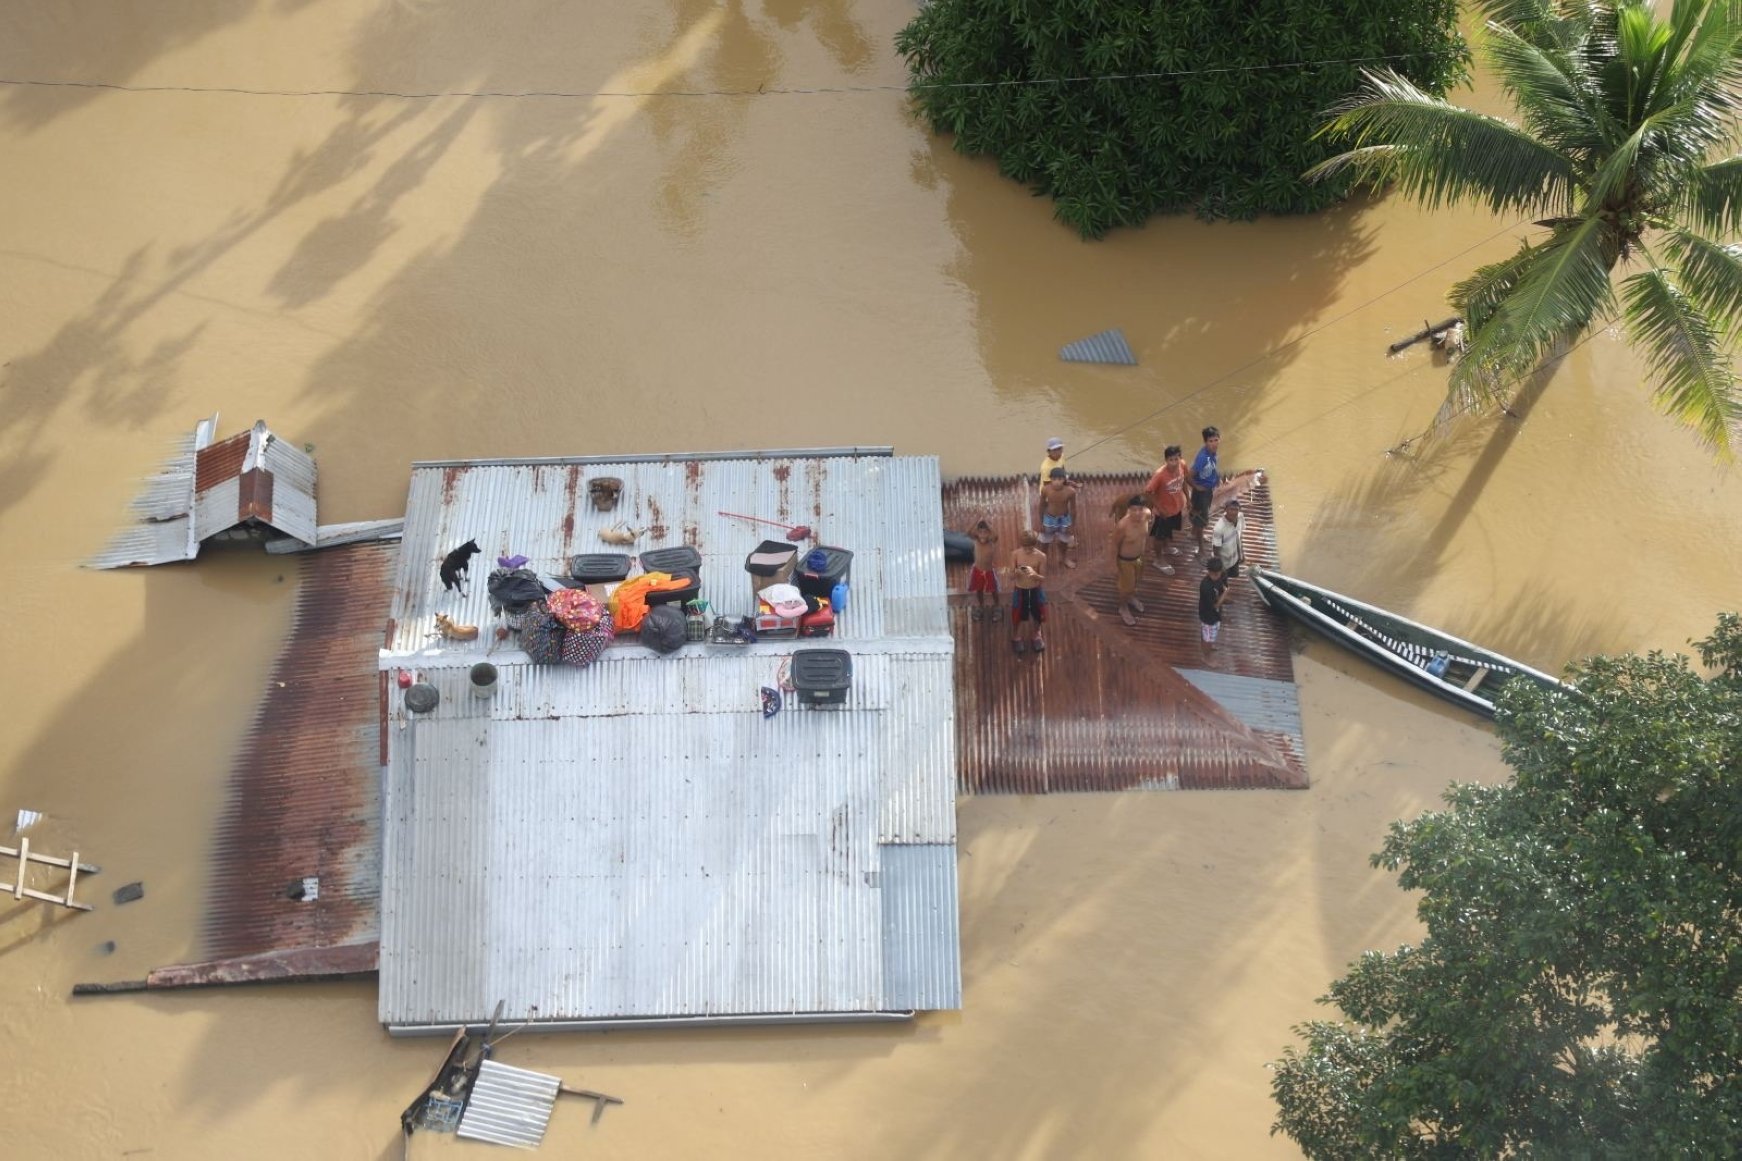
[1312,0,1742,457]
[1271,614,1742,1158]
[895,0,1466,236]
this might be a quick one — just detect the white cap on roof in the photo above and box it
[1045,437,1064,450]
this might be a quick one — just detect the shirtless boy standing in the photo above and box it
[968,519,1000,622]
[1037,468,1079,571]
[1109,493,1154,627]
[1009,530,1049,654]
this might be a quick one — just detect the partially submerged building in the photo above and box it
[375,449,961,1033]
[89,416,318,568]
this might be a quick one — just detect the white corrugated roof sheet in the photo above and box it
[378,451,959,1030]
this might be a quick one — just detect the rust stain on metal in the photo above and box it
[196,541,397,968]
[378,670,390,767]
[235,467,274,524]
[646,496,666,542]
[193,430,250,493]
[944,472,1305,793]
[561,465,582,547]
[145,942,379,990]
[441,465,464,504]
[774,461,791,521]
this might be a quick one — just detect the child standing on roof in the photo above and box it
[1037,468,1079,571]
[1189,426,1222,555]
[1199,557,1229,661]
[1009,530,1048,655]
[968,519,1000,622]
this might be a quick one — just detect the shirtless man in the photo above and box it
[1009,529,1049,654]
[1037,468,1079,571]
[1109,493,1153,627]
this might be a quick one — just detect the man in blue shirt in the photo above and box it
[1188,425,1221,554]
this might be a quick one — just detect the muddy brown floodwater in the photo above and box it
[1,3,1738,1159]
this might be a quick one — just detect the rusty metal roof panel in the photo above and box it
[880,843,961,1011]
[378,451,957,1029]
[943,472,1307,793]
[195,541,394,966]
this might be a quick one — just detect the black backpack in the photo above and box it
[640,604,686,655]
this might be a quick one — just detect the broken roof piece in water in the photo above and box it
[1059,327,1137,365]
[88,415,318,568]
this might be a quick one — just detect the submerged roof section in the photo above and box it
[89,416,318,568]
[378,449,959,1032]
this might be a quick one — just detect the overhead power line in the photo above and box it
[0,52,1442,102]
[1070,219,1535,462]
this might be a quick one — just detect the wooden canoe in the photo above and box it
[1250,567,1572,718]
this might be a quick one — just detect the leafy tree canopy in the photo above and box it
[1312,0,1742,456]
[1271,614,1742,1158]
[896,0,1466,236]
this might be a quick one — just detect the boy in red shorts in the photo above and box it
[968,519,1000,621]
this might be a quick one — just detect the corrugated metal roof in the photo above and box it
[880,844,961,1012]
[386,454,946,651]
[943,472,1308,792]
[379,451,959,1029]
[150,542,394,986]
[457,1059,560,1149]
[1059,327,1138,365]
[86,414,215,569]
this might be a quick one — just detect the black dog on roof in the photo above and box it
[439,539,481,597]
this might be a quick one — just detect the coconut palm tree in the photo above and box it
[1309,0,1742,457]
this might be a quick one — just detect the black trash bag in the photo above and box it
[944,530,976,564]
[640,604,687,655]
[488,567,548,614]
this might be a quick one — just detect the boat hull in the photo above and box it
[1250,567,1570,719]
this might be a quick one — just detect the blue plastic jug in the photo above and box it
[831,581,849,616]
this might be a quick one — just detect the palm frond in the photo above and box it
[1681,154,1742,234]
[1450,243,1541,333]
[1665,227,1742,323]
[1483,21,1610,158]
[1309,69,1575,216]
[1448,218,1615,406]
[1621,264,1742,457]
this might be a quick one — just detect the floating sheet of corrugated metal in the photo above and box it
[87,413,216,569]
[143,542,393,988]
[943,471,1307,793]
[457,1059,560,1149]
[1059,328,1137,365]
[379,450,959,1030]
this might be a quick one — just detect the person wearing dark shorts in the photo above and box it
[1199,557,1229,661]
[1144,444,1189,576]
[1189,426,1222,554]
[1008,529,1049,654]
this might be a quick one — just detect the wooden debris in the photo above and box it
[1386,316,1463,356]
[559,1083,625,1125]
[1,838,100,911]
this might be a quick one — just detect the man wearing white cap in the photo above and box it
[1039,437,1066,484]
